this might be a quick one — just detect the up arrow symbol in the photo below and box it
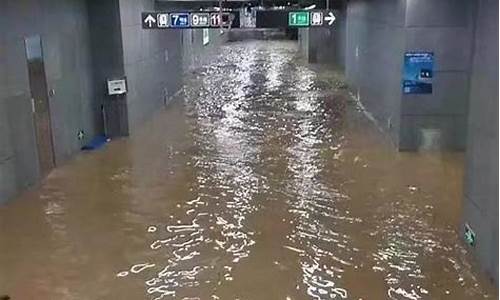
[325,12,336,25]
[144,14,156,27]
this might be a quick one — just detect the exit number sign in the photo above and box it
[288,11,309,26]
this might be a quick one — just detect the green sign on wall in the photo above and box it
[464,223,476,246]
[288,11,309,26]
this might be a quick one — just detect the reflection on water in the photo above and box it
[0,41,496,300]
[283,65,353,299]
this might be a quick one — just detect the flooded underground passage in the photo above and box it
[0,1,497,299]
[0,39,496,300]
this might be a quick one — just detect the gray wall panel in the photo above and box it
[346,0,406,143]
[399,114,466,151]
[400,0,476,150]
[119,0,183,132]
[348,0,407,26]
[343,0,476,150]
[402,72,470,115]
[405,0,470,27]
[0,0,98,203]
[87,0,126,137]
[0,159,17,205]
[405,27,474,71]
[5,95,40,192]
[463,0,499,284]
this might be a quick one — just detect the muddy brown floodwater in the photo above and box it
[0,40,497,300]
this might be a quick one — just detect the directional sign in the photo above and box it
[158,13,169,28]
[142,13,157,29]
[210,13,221,27]
[191,13,209,27]
[170,13,189,28]
[255,10,334,28]
[310,11,323,26]
[289,11,309,27]
[142,11,239,29]
[142,10,336,29]
[324,11,336,25]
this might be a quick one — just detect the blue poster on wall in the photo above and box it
[403,52,433,94]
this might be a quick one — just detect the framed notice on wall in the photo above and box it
[107,78,127,96]
[403,52,433,94]
[203,28,210,45]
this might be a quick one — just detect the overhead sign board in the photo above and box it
[142,11,240,29]
[256,10,336,28]
[143,10,335,30]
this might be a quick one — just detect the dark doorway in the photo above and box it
[24,35,56,176]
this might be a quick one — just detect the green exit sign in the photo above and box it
[289,11,309,26]
[464,223,476,246]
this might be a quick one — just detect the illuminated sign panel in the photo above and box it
[255,10,336,28]
[142,11,239,29]
[157,13,169,28]
[142,10,334,29]
[170,13,190,28]
[288,11,309,27]
[210,13,222,27]
[191,13,210,27]
[310,11,323,26]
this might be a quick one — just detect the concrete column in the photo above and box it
[298,10,346,68]
[344,0,478,151]
[345,0,407,144]
[400,0,476,151]
[342,0,498,284]
[117,0,183,132]
[87,0,128,137]
[298,28,310,61]
[462,0,499,285]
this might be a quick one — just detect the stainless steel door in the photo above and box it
[25,35,55,176]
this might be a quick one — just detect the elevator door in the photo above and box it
[25,35,55,176]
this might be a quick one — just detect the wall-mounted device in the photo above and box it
[107,78,127,96]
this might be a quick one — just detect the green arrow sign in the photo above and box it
[289,12,309,27]
[464,223,476,246]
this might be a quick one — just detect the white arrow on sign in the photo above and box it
[144,14,156,27]
[325,12,336,25]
